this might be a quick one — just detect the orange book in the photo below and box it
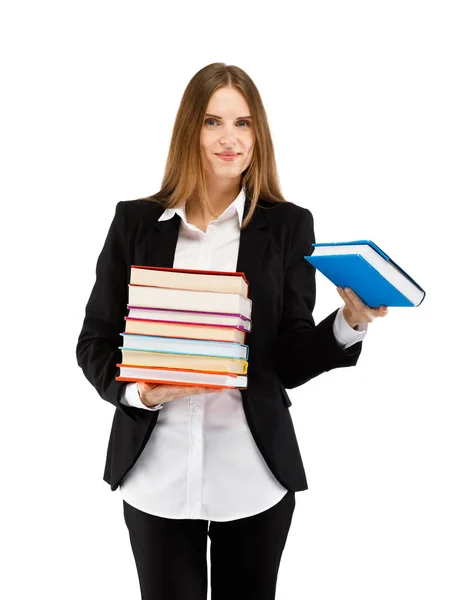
[124,318,246,344]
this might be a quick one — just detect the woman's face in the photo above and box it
[200,86,255,184]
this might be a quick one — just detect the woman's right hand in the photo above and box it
[137,381,221,408]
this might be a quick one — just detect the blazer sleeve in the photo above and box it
[274,207,363,389]
[76,201,139,422]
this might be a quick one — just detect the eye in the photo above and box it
[204,118,252,128]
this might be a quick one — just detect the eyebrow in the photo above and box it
[205,113,252,119]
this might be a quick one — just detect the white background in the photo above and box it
[1,1,455,598]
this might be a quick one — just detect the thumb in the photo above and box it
[140,381,157,390]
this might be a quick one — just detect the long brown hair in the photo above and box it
[141,62,287,229]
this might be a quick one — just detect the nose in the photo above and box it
[221,135,236,144]
[220,125,237,145]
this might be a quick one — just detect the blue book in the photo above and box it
[120,333,249,360]
[304,240,425,308]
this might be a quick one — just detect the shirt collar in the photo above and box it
[158,187,246,228]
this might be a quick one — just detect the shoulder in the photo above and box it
[258,199,314,230]
[113,198,166,227]
[257,200,315,261]
[117,198,165,218]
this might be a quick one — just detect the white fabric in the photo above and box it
[119,188,367,520]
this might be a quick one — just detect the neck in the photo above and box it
[188,179,242,222]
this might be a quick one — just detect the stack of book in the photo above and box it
[115,266,252,389]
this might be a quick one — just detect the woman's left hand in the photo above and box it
[336,286,389,329]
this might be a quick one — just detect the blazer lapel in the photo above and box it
[147,197,270,310]
[149,212,181,267]
[236,198,269,310]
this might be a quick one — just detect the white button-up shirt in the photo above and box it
[119,188,367,521]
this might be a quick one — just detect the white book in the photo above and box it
[126,306,252,332]
[116,364,247,389]
[128,285,252,319]
[130,266,248,295]
[120,349,248,374]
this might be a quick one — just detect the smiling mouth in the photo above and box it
[216,154,240,162]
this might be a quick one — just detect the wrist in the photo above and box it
[343,307,359,330]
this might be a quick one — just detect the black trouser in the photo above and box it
[123,490,296,600]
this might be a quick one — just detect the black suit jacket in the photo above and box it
[76,195,363,492]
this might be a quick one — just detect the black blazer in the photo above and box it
[76,195,363,492]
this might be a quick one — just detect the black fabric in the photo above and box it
[76,196,363,492]
[123,491,296,600]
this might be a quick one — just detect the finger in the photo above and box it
[371,305,389,317]
[337,286,355,305]
[343,287,365,310]
[337,286,358,314]
[342,287,378,323]
[142,381,159,389]
[343,288,388,314]
[168,385,209,397]
[336,286,346,299]
[346,289,379,321]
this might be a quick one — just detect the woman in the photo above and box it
[76,62,388,600]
